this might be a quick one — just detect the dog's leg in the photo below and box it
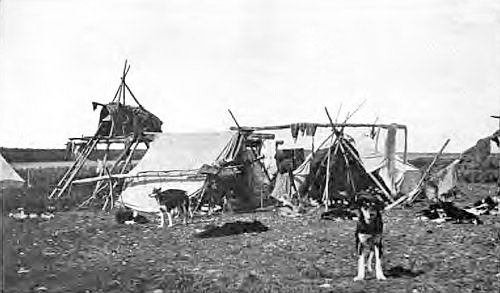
[367,250,374,272]
[353,252,366,281]
[167,211,173,227]
[182,204,188,225]
[158,212,164,228]
[374,245,386,280]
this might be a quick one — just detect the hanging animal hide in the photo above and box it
[385,124,397,192]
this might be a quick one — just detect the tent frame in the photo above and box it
[48,61,160,211]
[230,122,408,163]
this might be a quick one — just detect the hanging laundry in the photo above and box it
[291,123,300,140]
[305,124,317,136]
[299,123,307,136]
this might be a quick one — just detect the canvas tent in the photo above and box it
[116,131,256,213]
[115,120,419,213]
[0,153,24,189]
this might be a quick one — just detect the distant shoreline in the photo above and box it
[2,146,462,164]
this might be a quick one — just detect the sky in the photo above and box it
[1,0,499,152]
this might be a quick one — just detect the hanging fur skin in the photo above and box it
[385,124,397,193]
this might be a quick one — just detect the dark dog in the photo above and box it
[354,195,386,281]
[115,209,149,225]
[149,188,191,228]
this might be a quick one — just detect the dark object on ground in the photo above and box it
[195,220,269,238]
[465,195,500,215]
[115,209,149,224]
[320,208,357,220]
[385,265,425,278]
[419,202,482,225]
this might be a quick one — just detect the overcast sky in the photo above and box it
[1,0,499,152]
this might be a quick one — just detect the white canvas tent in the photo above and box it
[0,153,24,189]
[117,132,236,212]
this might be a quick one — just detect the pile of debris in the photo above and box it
[417,201,488,225]
[8,207,55,221]
[464,195,500,216]
[456,130,499,183]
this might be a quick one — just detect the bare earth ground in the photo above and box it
[2,183,500,293]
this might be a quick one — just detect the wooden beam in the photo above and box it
[229,122,407,132]
[228,109,241,129]
[68,134,155,144]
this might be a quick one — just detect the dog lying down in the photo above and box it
[418,202,482,225]
[465,195,500,216]
[354,194,386,281]
[115,209,149,225]
[194,220,269,238]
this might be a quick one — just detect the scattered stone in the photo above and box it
[34,286,47,292]
[17,267,30,274]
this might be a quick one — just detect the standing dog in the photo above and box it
[149,188,191,228]
[354,195,386,281]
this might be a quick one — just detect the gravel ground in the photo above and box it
[2,183,499,293]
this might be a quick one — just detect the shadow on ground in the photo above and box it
[385,265,425,278]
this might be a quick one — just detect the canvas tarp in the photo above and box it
[433,159,460,196]
[0,154,24,189]
[118,132,235,212]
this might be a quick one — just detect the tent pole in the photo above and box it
[121,60,128,105]
[322,135,338,211]
[227,109,241,129]
[337,140,357,194]
[123,82,144,109]
[342,142,390,203]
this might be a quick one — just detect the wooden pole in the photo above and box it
[403,127,408,164]
[229,123,407,132]
[123,82,144,109]
[342,142,389,203]
[121,60,128,105]
[228,109,241,129]
[91,142,110,199]
[322,135,338,211]
[343,99,366,122]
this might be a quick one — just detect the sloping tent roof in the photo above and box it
[117,131,236,212]
[0,153,24,189]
